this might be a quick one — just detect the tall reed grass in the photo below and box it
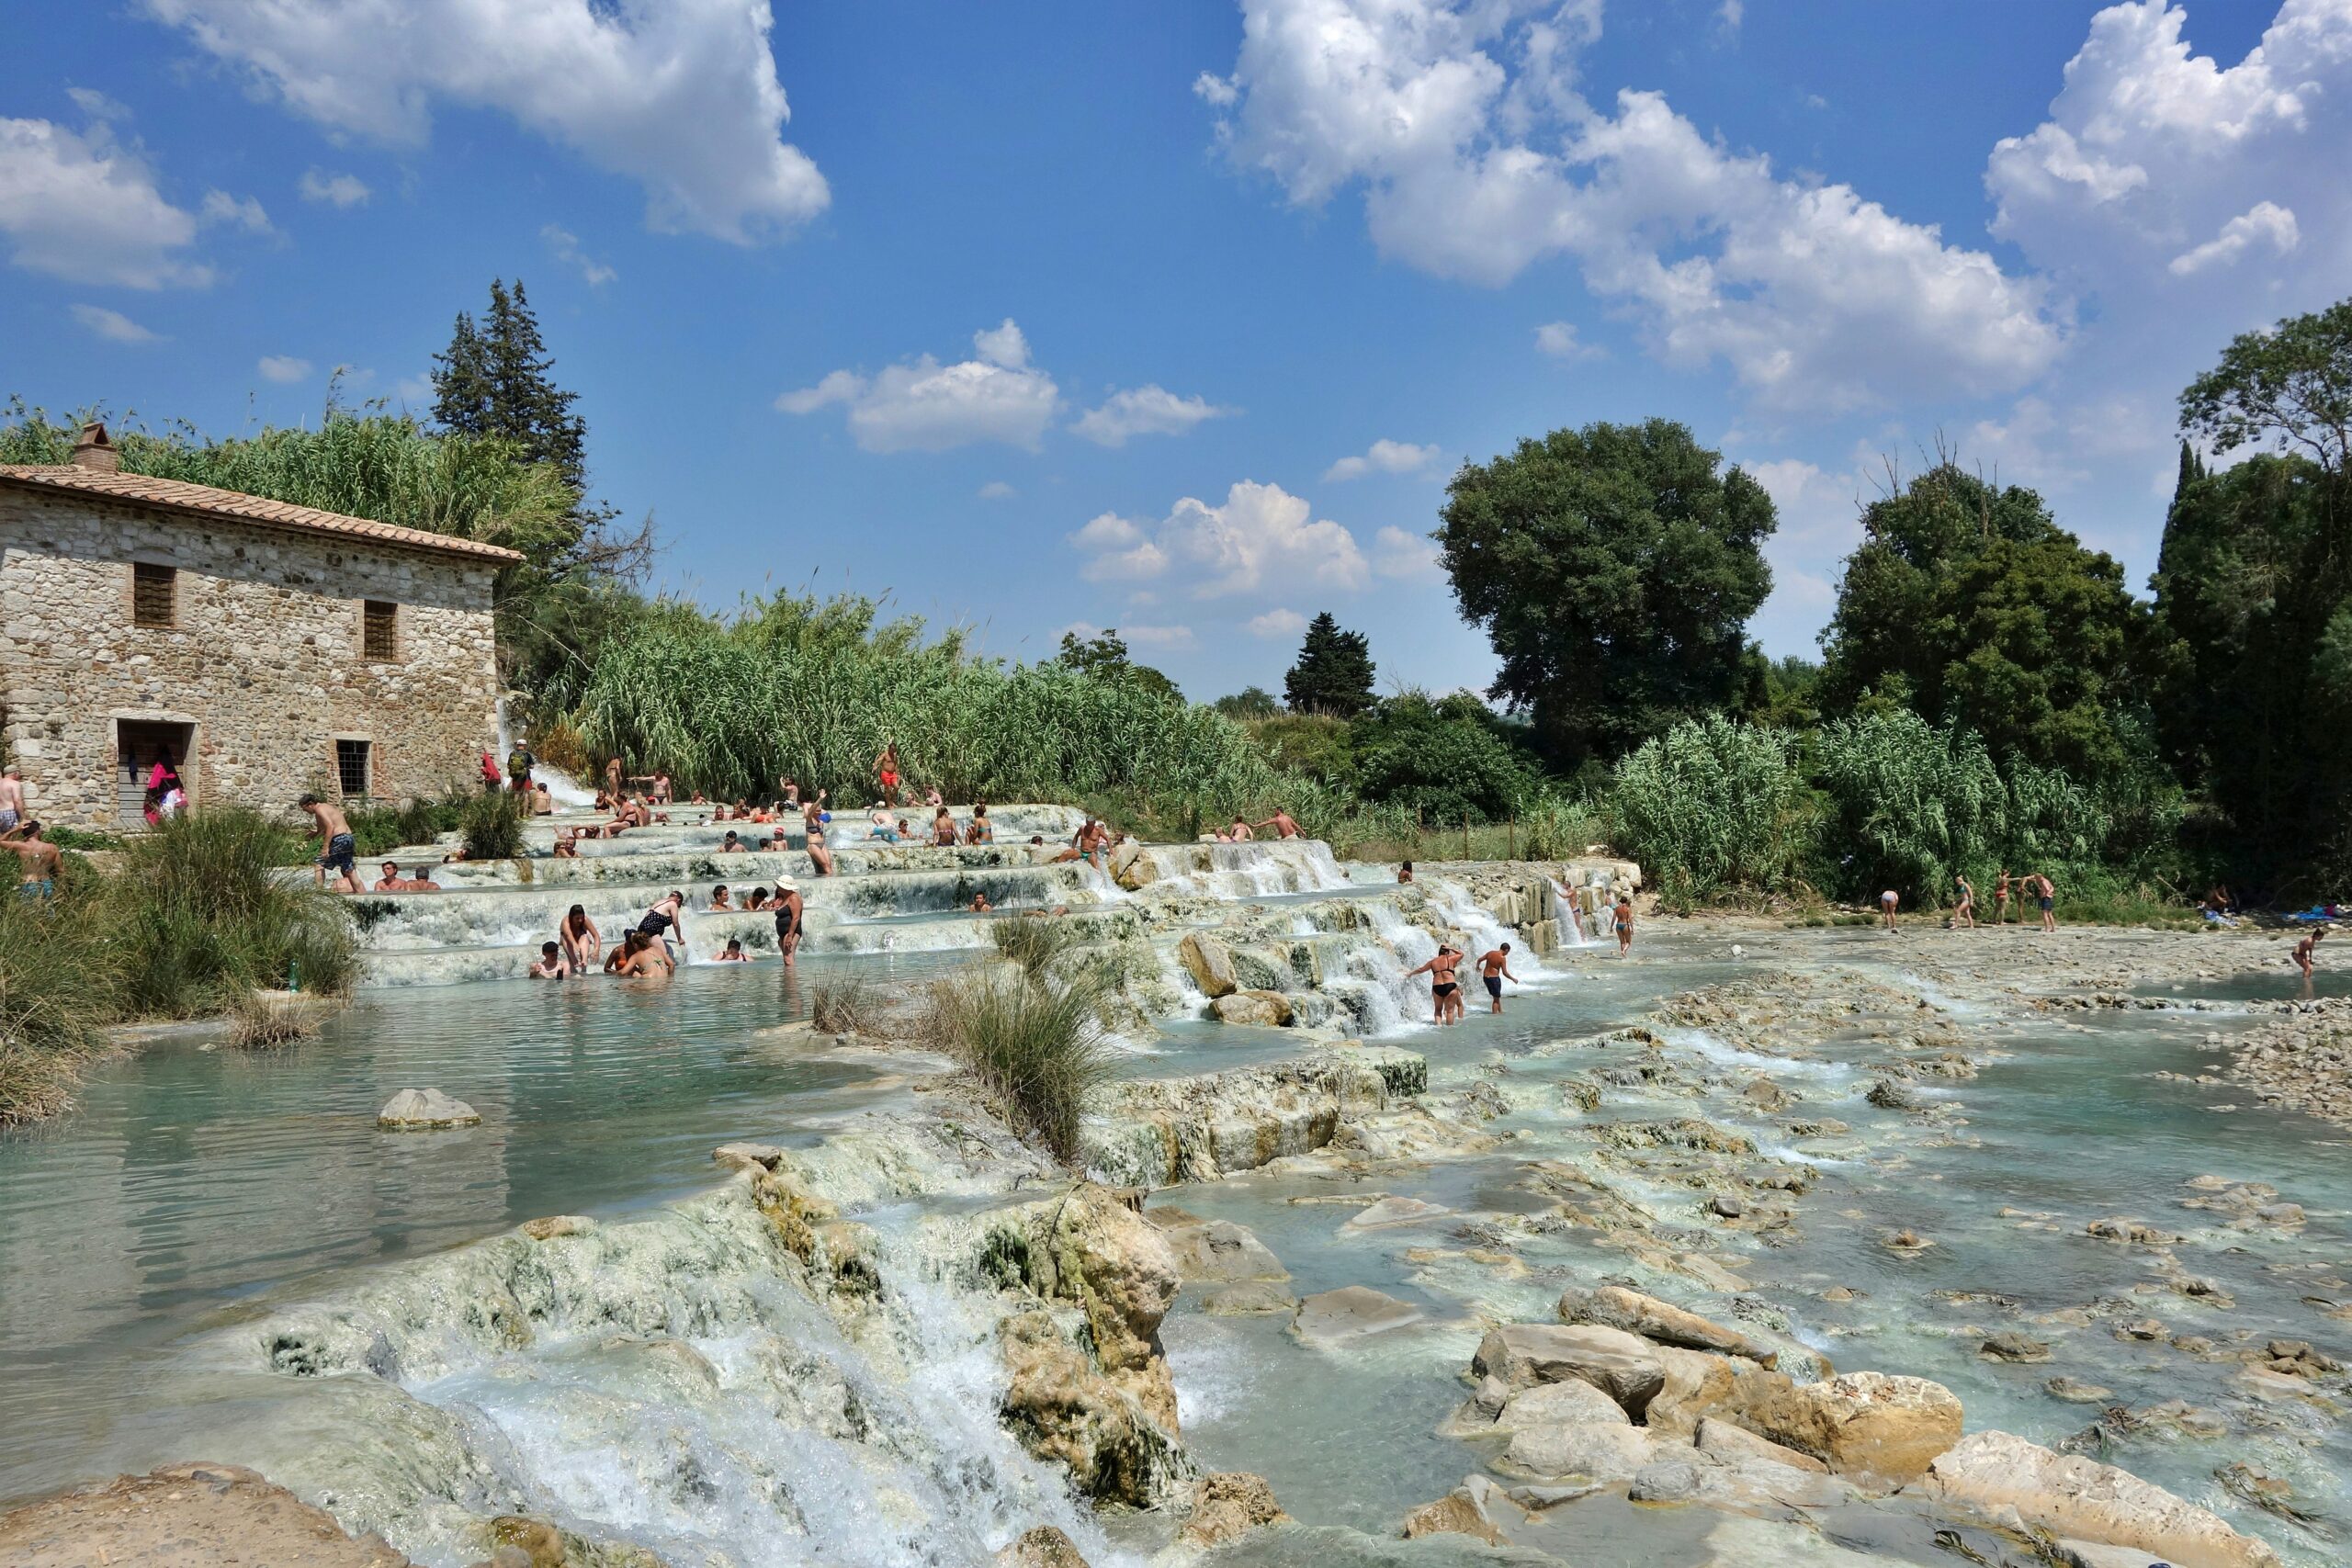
[924,960,1115,1164]
[0,887,129,1124]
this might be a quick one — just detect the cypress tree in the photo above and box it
[431,278,591,495]
[429,311,493,436]
[1284,612,1377,717]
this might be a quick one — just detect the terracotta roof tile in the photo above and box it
[0,463,526,565]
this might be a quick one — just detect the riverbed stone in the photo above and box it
[377,1088,480,1129]
[713,1142,786,1173]
[1643,1345,1746,1438]
[1211,989,1295,1027]
[1340,1196,1452,1234]
[998,1310,1187,1506]
[1026,1183,1181,1427]
[1401,1475,1528,1546]
[993,1525,1091,1568]
[1979,1331,2053,1363]
[517,1215,594,1241]
[1555,1285,1774,1364]
[1293,1286,1423,1344]
[1178,932,1238,998]
[1720,1369,1962,1483]
[0,1463,412,1567]
[1491,1375,1634,1433]
[1471,1324,1667,1417]
[1499,1420,1660,1482]
[1203,1280,1296,1315]
[1926,1430,2282,1568]
[1179,1472,1290,1547]
[1694,1416,1829,1473]
[1158,1217,1286,1282]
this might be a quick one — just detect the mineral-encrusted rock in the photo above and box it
[1721,1369,1962,1483]
[1203,1280,1295,1315]
[1026,1183,1181,1427]
[1694,1416,1827,1473]
[1400,1475,1526,1546]
[1470,1324,1666,1417]
[1293,1286,1423,1344]
[1980,1331,2053,1363]
[1178,1472,1290,1547]
[1211,989,1295,1027]
[0,1463,412,1567]
[1177,932,1239,998]
[1555,1285,1774,1365]
[993,1524,1091,1568]
[998,1311,1187,1506]
[1489,1377,1632,1433]
[1083,1051,1415,1186]
[1499,1420,1659,1482]
[377,1088,480,1129]
[1927,1430,2282,1568]
[713,1142,786,1173]
[1155,1216,1286,1282]
[1340,1196,1451,1234]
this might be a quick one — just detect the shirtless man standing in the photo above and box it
[0,765,27,838]
[1476,942,1519,1014]
[1252,808,1303,840]
[300,794,357,892]
[6,821,62,899]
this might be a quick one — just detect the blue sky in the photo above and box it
[4,1,2342,703]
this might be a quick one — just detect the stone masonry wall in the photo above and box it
[0,488,502,829]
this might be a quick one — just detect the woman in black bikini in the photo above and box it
[639,890,687,962]
[1406,944,1464,1025]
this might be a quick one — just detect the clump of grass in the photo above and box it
[112,807,359,1017]
[458,789,528,861]
[0,889,130,1124]
[229,989,326,1048]
[989,916,1079,978]
[924,963,1115,1164]
[811,974,875,1035]
[346,791,467,857]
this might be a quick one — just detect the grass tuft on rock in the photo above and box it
[924,962,1115,1164]
[989,916,1080,978]
[112,807,359,1018]
[810,974,874,1036]
[0,887,130,1124]
[229,990,328,1049]
[458,790,528,861]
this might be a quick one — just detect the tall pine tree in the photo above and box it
[1284,612,1376,717]
[431,278,591,496]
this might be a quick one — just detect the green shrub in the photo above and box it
[810,974,874,1035]
[0,888,129,1124]
[346,792,468,858]
[111,807,358,1016]
[458,790,527,860]
[989,916,1079,978]
[924,963,1115,1163]
[1612,716,1813,905]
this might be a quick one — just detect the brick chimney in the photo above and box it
[70,420,120,472]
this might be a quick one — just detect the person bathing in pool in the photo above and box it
[1406,944,1464,1025]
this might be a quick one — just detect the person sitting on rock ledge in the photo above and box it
[372,861,441,893]
[970,891,994,912]
[965,803,994,844]
[932,807,959,847]
[528,941,570,979]
[710,885,733,910]
[719,830,747,854]
[605,929,673,976]
[560,905,600,972]
[1397,860,1415,884]
[552,827,581,859]
[1227,814,1254,842]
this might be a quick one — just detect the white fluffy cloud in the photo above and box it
[1069,480,1370,599]
[1985,0,2349,303]
[1325,438,1440,480]
[0,118,219,287]
[1371,524,1442,579]
[144,0,829,243]
[542,224,616,286]
[778,320,1060,453]
[1533,320,1600,360]
[1061,619,1196,651]
[1073,385,1232,446]
[299,169,370,209]
[71,302,162,344]
[978,480,1016,501]
[1204,0,2064,411]
[1249,607,1308,638]
[257,355,311,383]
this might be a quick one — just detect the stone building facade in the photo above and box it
[0,424,521,829]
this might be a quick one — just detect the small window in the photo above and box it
[362,600,398,660]
[335,739,371,798]
[133,562,176,627]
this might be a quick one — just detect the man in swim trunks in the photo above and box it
[773,874,805,964]
[1407,944,1464,1025]
[876,742,902,802]
[1251,808,1303,840]
[6,821,61,899]
[0,764,26,837]
[2033,873,2057,933]
[1476,943,1519,1013]
[300,795,358,892]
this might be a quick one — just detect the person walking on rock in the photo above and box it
[300,795,357,893]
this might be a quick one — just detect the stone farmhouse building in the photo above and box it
[0,423,521,829]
